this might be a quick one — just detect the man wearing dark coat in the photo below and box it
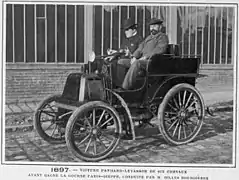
[119,19,143,56]
[110,18,143,87]
[119,18,169,90]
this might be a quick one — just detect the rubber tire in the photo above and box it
[65,101,122,162]
[158,83,205,145]
[34,94,66,144]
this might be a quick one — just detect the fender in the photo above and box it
[149,75,197,103]
[105,89,135,140]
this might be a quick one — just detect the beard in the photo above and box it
[150,29,159,35]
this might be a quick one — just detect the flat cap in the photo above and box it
[148,18,163,25]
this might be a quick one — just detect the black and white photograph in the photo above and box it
[0,0,238,179]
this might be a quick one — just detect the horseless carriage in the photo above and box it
[34,44,208,162]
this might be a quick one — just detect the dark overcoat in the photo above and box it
[133,32,169,59]
[120,33,143,57]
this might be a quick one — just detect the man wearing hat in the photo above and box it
[119,18,169,90]
[120,18,143,55]
[111,18,143,87]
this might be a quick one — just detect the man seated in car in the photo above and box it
[118,18,169,90]
[110,18,143,87]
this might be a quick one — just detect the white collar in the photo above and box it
[132,31,137,36]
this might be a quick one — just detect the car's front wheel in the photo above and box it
[65,101,122,162]
[34,94,66,144]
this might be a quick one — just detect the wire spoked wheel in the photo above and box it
[158,83,205,145]
[34,94,66,144]
[65,101,122,162]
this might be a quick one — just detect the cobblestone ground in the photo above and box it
[5,111,233,164]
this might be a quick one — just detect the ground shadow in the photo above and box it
[109,111,233,160]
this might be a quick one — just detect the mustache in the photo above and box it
[150,29,159,34]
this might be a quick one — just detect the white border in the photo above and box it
[1,0,238,179]
[2,1,238,7]
[1,0,6,168]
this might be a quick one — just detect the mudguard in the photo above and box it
[148,75,197,103]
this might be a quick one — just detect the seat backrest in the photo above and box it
[147,54,200,75]
[165,44,180,56]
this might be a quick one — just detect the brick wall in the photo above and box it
[6,64,84,104]
[5,64,233,105]
[196,64,233,92]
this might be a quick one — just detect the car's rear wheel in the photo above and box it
[34,94,66,144]
[158,83,205,145]
[65,101,122,162]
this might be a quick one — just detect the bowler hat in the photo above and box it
[148,18,163,25]
[122,18,137,30]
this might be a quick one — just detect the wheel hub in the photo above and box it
[178,108,187,118]
[92,128,98,135]
[91,127,102,137]
[180,111,186,117]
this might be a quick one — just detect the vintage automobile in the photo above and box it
[34,44,207,162]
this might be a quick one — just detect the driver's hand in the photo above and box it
[125,48,130,57]
[107,49,117,55]
[130,57,137,65]
[107,48,112,55]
